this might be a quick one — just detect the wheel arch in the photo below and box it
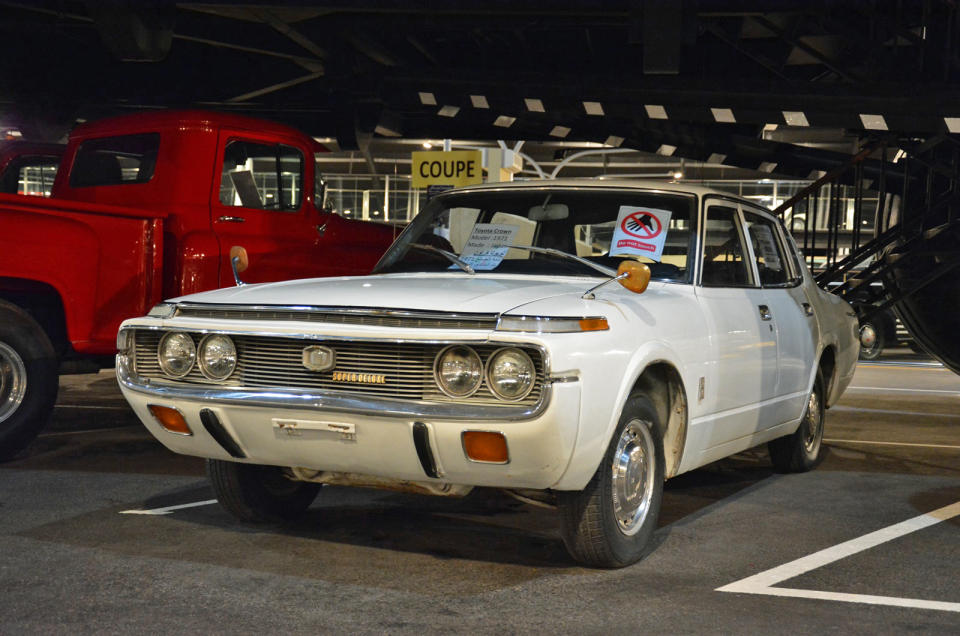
[0,278,68,356]
[817,344,838,407]
[626,361,688,478]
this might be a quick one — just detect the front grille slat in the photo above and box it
[132,330,543,408]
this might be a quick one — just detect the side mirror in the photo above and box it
[617,260,651,295]
[229,245,249,286]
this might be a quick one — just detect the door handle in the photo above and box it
[801,302,815,317]
[316,223,327,237]
[218,215,245,223]
[758,305,772,321]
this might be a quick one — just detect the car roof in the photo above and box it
[68,109,315,146]
[447,178,755,202]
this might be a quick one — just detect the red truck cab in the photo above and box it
[0,110,396,459]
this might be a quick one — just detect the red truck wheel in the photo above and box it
[0,300,58,461]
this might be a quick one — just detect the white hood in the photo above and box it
[171,273,603,315]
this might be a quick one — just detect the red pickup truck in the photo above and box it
[0,110,395,459]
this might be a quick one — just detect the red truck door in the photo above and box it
[211,131,327,286]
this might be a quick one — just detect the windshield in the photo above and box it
[375,187,698,282]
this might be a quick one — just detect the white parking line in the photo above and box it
[53,404,130,410]
[847,386,960,395]
[717,501,960,612]
[119,500,217,516]
[830,405,959,419]
[825,438,960,450]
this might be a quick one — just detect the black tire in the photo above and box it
[558,394,665,568]
[207,459,321,523]
[768,370,826,473]
[0,300,58,461]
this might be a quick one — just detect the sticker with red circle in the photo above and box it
[609,206,672,261]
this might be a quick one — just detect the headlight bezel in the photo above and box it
[485,347,536,401]
[157,331,197,378]
[433,344,484,398]
[197,334,238,381]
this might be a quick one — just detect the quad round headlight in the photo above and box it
[158,332,196,378]
[486,348,535,401]
[434,345,483,397]
[198,334,237,380]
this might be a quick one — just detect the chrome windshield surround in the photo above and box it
[172,303,500,330]
[117,355,556,421]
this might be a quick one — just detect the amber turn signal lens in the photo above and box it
[617,260,651,294]
[148,404,192,435]
[462,431,509,463]
[578,318,609,331]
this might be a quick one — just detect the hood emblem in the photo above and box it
[302,345,336,372]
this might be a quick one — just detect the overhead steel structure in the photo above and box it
[1,0,960,372]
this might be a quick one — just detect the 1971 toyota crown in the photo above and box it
[116,179,858,567]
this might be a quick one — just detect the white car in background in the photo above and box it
[116,180,858,567]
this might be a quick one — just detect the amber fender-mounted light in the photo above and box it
[462,431,509,464]
[148,404,192,436]
[496,315,609,333]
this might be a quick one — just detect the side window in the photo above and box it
[701,205,753,287]
[219,140,303,211]
[743,211,792,286]
[70,133,160,187]
[0,156,58,195]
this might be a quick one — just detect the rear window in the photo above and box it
[70,133,160,187]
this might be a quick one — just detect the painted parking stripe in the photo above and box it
[825,438,960,450]
[717,501,960,612]
[120,500,217,515]
[847,386,960,395]
[54,404,130,410]
[830,405,959,419]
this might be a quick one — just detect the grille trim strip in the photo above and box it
[174,303,500,330]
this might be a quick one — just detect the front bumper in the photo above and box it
[118,356,582,490]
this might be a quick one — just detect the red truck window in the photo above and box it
[70,133,160,187]
[219,140,303,212]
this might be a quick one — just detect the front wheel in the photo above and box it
[0,301,58,461]
[768,370,825,472]
[207,459,321,523]
[558,394,665,568]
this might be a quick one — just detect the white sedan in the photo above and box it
[116,180,858,567]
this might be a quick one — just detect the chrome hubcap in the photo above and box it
[802,389,822,454]
[611,419,656,535]
[859,324,877,348]
[0,341,28,424]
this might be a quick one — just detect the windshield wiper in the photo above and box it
[409,243,476,274]
[508,245,617,277]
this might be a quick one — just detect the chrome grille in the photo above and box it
[132,330,544,407]
[174,305,499,330]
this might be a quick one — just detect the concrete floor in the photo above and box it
[1,355,958,633]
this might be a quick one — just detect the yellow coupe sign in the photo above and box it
[411,150,483,188]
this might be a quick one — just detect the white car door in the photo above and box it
[695,201,778,448]
[742,207,818,424]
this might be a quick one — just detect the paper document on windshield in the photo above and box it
[453,223,519,271]
[609,206,672,261]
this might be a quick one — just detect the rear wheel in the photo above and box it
[558,394,665,568]
[207,459,321,523]
[768,370,825,472]
[0,301,58,461]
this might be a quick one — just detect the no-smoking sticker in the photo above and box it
[609,206,672,261]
